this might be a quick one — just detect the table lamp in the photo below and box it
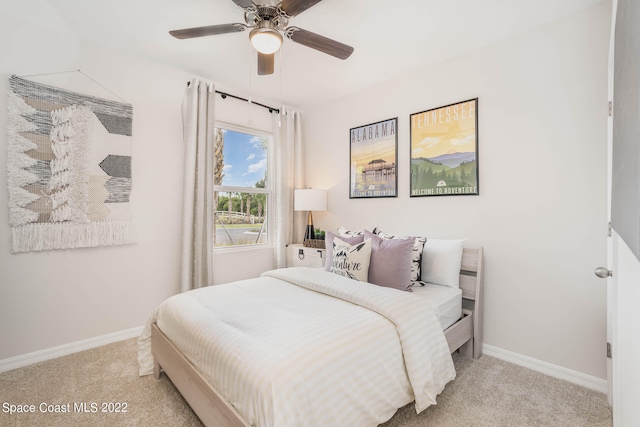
[294,189,327,242]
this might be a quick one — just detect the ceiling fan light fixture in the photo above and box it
[170,0,355,75]
[250,26,283,54]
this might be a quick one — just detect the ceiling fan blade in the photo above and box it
[281,0,322,17]
[169,23,246,40]
[286,27,354,60]
[257,52,275,75]
[231,0,254,8]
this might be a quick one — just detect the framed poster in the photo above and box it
[410,98,479,197]
[350,118,398,198]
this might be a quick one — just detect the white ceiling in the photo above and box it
[2,0,603,110]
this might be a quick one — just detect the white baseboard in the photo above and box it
[1,329,608,395]
[0,326,144,373]
[483,344,608,394]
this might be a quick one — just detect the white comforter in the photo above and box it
[138,267,455,427]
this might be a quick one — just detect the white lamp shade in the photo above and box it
[294,189,327,211]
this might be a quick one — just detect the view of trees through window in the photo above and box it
[213,126,270,247]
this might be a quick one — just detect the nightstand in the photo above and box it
[286,244,326,268]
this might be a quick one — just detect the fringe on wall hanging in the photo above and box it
[6,74,136,253]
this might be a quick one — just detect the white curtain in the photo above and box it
[272,109,305,268]
[179,79,215,292]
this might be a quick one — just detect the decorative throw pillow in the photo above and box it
[337,226,365,238]
[324,231,365,271]
[420,238,467,288]
[330,237,372,282]
[374,229,427,286]
[367,232,415,291]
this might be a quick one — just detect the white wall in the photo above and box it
[304,2,611,379]
[0,11,275,360]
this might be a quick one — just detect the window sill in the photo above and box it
[214,244,273,254]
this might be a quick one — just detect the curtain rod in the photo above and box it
[187,81,279,114]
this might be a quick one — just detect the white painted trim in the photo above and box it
[483,344,608,394]
[0,329,608,395]
[0,326,144,373]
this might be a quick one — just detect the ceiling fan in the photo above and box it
[169,0,354,75]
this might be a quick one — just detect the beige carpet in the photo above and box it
[0,338,612,427]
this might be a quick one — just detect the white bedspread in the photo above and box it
[138,267,455,427]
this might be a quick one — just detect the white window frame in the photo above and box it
[213,121,273,252]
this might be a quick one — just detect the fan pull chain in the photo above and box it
[248,45,253,106]
[278,47,282,127]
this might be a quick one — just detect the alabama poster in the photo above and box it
[350,118,398,198]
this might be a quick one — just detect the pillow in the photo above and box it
[374,229,427,286]
[366,231,415,291]
[330,237,372,282]
[337,226,365,238]
[324,231,365,271]
[420,238,467,288]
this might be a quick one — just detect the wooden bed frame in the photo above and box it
[151,247,484,427]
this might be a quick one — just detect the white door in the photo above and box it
[606,1,640,425]
[605,0,614,404]
[609,233,640,426]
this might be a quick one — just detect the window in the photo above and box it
[213,124,271,248]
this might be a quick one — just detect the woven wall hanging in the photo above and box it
[7,75,136,253]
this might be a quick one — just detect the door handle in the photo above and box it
[594,267,613,278]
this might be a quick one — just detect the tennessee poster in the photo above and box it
[350,118,398,198]
[410,98,479,197]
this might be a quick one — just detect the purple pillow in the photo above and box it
[365,230,415,291]
[324,231,365,271]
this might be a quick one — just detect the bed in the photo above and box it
[138,246,483,427]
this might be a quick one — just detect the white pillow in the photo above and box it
[420,238,467,288]
[337,226,365,238]
[330,237,372,282]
